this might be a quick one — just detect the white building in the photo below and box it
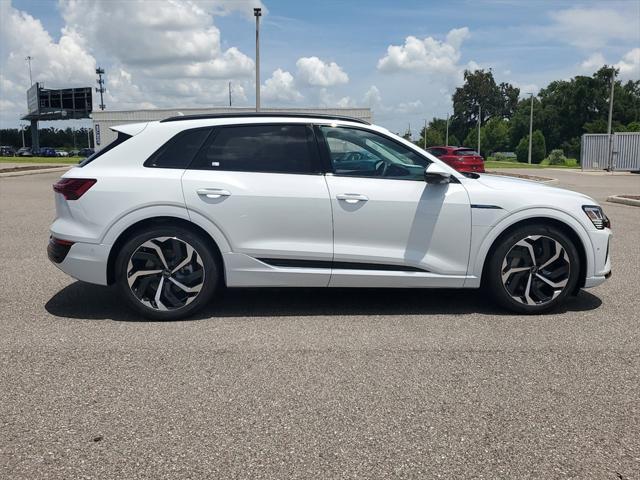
[91,107,372,150]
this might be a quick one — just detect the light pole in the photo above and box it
[20,123,26,148]
[445,113,449,146]
[606,68,616,170]
[527,93,534,165]
[477,105,481,154]
[95,68,106,110]
[25,56,33,85]
[423,119,427,149]
[254,7,262,112]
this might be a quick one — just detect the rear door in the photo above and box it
[181,123,333,286]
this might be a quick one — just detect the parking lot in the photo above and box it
[1,169,639,479]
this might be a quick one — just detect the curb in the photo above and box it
[607,195,640,207]
[0,166,72,178]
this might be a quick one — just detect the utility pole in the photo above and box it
[477,105,481,154]
[228,81,232,107]
[25,56,33,85]
[423,119,427,149]
[527,93,534,164]
[606,68,616,170]
[95,68,106,110]
[445,113,449,146]
[254,8,262,112]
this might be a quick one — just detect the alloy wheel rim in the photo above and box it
[127,236,204,311]
[501,235,570,306]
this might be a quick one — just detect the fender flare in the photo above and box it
[100,204,232,253]
[470,207,596,281]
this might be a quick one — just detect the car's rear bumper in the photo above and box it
[48,240,110,285]
[457,164,485,173]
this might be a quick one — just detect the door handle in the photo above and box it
[336,193,368,204]
[196,188,231,199]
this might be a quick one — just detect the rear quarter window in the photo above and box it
[145,128,212,169]
[78,132,131,167]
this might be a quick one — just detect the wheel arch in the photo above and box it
[475,212,592,292]
[106,216,226,286]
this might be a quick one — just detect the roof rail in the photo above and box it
[159,112,370,125]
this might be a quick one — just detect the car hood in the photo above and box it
[469,173,596,205]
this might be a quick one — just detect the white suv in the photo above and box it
[48,114,612,320]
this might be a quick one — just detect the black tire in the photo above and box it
[114,225,219,320]
[485,224,580,314]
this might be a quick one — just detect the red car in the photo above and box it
[426,146,485,173]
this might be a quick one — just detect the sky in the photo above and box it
[0,0,638,134]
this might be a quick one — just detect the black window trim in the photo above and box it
[313,123,434,181]
[186,123,324,176]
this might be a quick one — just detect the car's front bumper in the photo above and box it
[583,227,612,288]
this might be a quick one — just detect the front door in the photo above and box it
[317,125,471,287]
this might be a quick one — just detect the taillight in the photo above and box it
[53,178,97,200]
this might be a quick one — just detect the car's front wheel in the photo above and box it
[486,224,580,314]
[115,226,219,320]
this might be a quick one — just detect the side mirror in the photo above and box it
[424,164,452,184]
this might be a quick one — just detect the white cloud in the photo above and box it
[363,86,383,108]
[261,69,302,103]
[394,100,424,115]
[581,53,606,72]
[207,0,267,18]
[0,1,96,124]
[377,27,470,76]
[295,56,349,87]
[547,8,638,49]
[577,49,639,81]
[615,48,640,81]
[59,0,255,74]
[0,0,266,126]
[361,85,423,116]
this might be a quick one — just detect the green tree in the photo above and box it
[447,134,460,147]
[450,69,519,142]
[516,130,546,163]
[481,118,510,155]
[508,96,543,150]
[627,121,640,132]
[463,129,479,151]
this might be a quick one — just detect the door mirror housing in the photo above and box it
[424,163,452,184]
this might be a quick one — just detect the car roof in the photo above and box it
[159,112,370,125]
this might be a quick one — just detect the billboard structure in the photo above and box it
[23,83,92,120]
[22,83,93,150]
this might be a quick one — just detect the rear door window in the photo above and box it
[190,124,318,174]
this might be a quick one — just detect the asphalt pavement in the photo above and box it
[1,169,639,479]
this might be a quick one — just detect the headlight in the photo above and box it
[582,205,610,229]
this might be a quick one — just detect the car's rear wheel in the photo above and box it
[486,224,580,314]
[115,226,219,320]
